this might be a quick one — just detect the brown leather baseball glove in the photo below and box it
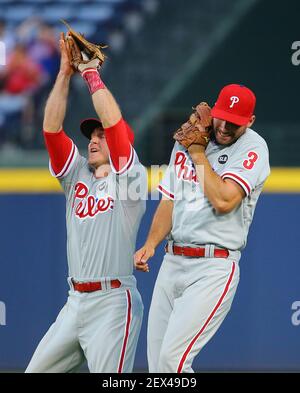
[61,19,107,71]
[173,102,212,149]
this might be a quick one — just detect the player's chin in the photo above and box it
[88,153,108,168]
[215,132,235,145]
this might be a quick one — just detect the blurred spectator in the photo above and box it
[0,1,150,151]
[0,44,42,147]
[16,17,42,47]
[0,19,16,57]
[27,23,60,86]
[2,44,42,94]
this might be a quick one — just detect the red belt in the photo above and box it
[72,279,121,293]
[165,244,229,258]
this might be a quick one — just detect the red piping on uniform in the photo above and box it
[221,172,251,195]
[158,185,175,200]
[118,289,132,373]
[57,143,76,178]
[177,262,236,373]
[115,145,135,175]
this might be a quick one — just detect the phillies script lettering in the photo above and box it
[175,152,198,184]
[73,182,114,218]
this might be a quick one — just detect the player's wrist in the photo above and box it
[144,239,156,251]
[57,70,72,80]
[188,148,206,164]
[81,68,106,95]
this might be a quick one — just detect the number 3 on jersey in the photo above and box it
[243,151,258,170]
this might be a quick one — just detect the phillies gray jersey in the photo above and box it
[158,128,270,250]
[49,142,147,280]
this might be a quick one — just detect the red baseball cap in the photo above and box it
[211,84,256,126]
[80,118,135,145]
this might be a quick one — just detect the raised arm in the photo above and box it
[91,82,133,173]
[43,33,77,177]
[134,197,174,272]
[77,57,132,172]
[91,86,122,129]
[43,33,73,132]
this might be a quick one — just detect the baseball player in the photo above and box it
[134,84,270,373]
[25,32,147,373]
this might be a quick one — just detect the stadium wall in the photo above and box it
[0,170,299,371]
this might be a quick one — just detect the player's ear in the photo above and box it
[247,115,256,128]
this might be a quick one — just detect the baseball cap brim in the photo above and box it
[80,118,104,140]
[80,118,135,145]
[211,108,251,126]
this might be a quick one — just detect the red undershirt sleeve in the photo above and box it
[104,118,134,174]
[43,129,77,178]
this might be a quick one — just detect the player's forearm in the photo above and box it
[91,88,122,128]
[80,67,122,128]
[43,72,71,132]
[145,199,173,249]
[191,151,237,212]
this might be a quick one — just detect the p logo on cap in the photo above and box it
[229,96,239,108]
[211,84,256,126]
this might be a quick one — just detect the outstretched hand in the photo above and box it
[59,32,74,77]
[134,244,155,273]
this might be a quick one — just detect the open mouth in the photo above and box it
[218,131,229,138]
[217,129,233,138]
[90,147,100,153]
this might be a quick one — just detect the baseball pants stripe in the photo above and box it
[177,261,236,373]
[147,254,240,373]
[26,284,143,373]
[118,289,132,373]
